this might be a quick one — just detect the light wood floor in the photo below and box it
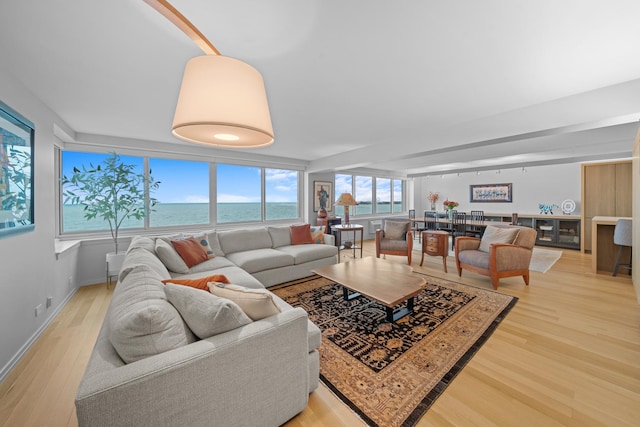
[1,241,638,427]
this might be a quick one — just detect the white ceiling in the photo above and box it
[1,0,639,176]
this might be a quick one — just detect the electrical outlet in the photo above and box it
[46,296,52,308]
[35,304,43,317]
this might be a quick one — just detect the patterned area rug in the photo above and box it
[272,274,517,427]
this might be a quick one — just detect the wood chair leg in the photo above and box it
[407,252,412,265]
[523,272,530,286]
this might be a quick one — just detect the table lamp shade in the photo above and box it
[335,193,358,224]
[172,55,274,148]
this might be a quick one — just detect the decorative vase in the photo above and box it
[448,208,454,220]
[430,203,436,210]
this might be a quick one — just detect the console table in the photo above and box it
[333,224,364,262]
[591,216,632,274]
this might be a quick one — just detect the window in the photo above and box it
[334,174,352,216]
[265,168,298,220]
[333,173,406,217]
[61,151,144,232]
[149,158,209,227]
[216,164,261,223]
[393,179,404,213]
[376,178,391,214]
[355,176,372,215]
[59,150,302,235]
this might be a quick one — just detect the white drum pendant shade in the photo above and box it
[172,55,274,147]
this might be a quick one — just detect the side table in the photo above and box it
[333,224,364,262]
[420,230,449,272]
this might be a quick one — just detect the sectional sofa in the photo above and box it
[75,225,338,427]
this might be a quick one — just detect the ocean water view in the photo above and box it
[62,202,299,232]
[62,201,403,232]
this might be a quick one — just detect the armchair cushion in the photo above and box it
[384,220,410,240]
[478,226,520,253]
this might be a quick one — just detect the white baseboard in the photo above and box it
[0,287,78,384]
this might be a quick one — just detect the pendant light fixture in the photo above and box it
[144,0,274,148]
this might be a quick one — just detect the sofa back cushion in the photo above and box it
[119,247,171,283]
[108,265,196,363]
[155,238,190,274]
[127,235,156,254]
[217,228,273,254]
[268,226,291,248]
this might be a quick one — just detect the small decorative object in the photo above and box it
[561,199,576,215]
[427,191,440,210]
[314,181,333,213]
[443,200,459,220]
[343,241,353,249]
[511,213,518,225]
[335,192,358,225]
[470,183,512,203]
[538,203,559,215]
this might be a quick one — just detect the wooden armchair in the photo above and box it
[455,224,537,289]
[375,219,413,265]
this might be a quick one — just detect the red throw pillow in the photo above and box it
[171,237,209,268]
[162,274,231,291]
[290,224,313,245]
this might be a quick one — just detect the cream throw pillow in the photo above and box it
[165,283,252,339]
[478,226,520,253]
[208,283,281,321]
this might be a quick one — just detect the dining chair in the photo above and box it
[467,210,485,238]
[409,209,423,241]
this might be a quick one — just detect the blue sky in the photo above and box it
[62,152,298,204]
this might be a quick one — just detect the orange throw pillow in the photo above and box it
[290,224,313,245]
[171,237,209,268]
[162,274,231,291]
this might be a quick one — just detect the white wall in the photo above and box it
[0,68,79,381]
[414,163,582,217]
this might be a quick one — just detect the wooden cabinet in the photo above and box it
[533,218,581,250]
[581,161,632,252]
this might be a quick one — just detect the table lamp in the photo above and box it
[335,193,358,225]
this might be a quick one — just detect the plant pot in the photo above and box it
[106,252,126,282]
[447,209,454,220]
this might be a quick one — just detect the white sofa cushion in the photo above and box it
[165,283,252,339]
[268,226,292,248]
[208,282,281,320]
[276,244,338,265]
[155,238,190,273]
[226,248,294,273]
[108,265,196,363]
[217,228,273,254]
[119,247,171,282]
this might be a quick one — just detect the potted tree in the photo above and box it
[62,153,160,284]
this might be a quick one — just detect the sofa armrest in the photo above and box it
[323,233,335,246]
[76,308,310,427]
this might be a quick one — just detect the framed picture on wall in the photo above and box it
[313,181,333,212]
[0,100,35,238]
[470,183,512,203]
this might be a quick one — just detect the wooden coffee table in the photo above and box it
[312,257,426,322]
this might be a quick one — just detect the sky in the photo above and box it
[62,152,298,205]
